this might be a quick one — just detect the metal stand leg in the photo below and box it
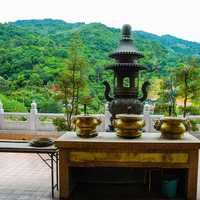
[56,152,59,190]
[148,170,151,193]
[144,169,148,185]
[37,152,59,198]
[51,153,54,198]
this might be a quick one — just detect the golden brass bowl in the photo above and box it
[72,115,101,138]
[114,114,145,138]
[154,117,190,139]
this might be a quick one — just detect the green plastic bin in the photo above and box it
[161,178,178,198]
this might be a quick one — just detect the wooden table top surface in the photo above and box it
[55,132,200,150]
[0,141,57,153]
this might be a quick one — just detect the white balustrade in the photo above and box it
[0,101,199,134]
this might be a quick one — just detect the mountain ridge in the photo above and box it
[0,19,199,80]
[0,19,200,113]
[11,19,200,43]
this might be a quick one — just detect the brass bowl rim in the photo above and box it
[116,114,143,120]
[74,115,99,119]
[161,117,186,122]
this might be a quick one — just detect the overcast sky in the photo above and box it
[0,0,199,42]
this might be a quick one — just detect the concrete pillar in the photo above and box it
[0,101,4,114]
[104,103,111,131]
[30,100,38,131]
[143,103,151,132]
[0,101,4,129]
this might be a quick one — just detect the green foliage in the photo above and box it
[153,103,169,115]
[52,117,69,131]
[178,105,200,115]
[55,32,90,129]
[0,76,11,95]
[156,76,177,116]
[0,19,200,113]
[11,87,62,113]
[39,99,63,113]
[0,94,27,112]
[174,58,200,116]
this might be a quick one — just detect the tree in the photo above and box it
[28,73,43,87]
[157,68,177,116]
[174,58,200,117]
[0,76,10,95]
[56,32,89,130]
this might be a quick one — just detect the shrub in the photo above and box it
[52,117,70,131]
[178,105,200,115]
[154,103,169,115]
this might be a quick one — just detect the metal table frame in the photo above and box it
[37,151,59,197]
[0,141,58,198]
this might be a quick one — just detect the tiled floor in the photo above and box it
[0,152,199,200]
[0,153,59,200]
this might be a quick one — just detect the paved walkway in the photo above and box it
[0,152,199,200]
[0,153,59,200]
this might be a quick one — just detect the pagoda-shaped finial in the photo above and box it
[122,24,131,39]
[109,24,143,60]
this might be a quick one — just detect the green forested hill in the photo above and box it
[135,31,200,55]
[0,19,200,113]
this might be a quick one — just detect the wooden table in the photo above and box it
[55,132,200,200]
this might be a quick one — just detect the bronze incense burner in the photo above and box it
[73,115,101,138]
[154,117,190,139]
[103,24,149,131]
[114,114,145,138]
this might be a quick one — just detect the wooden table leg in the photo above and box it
[59,149,70,199]
[187,150,199,200]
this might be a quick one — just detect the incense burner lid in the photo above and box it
[109,24,143,60]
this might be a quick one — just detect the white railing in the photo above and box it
[0,101,105,132]
[0,101,199,133]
